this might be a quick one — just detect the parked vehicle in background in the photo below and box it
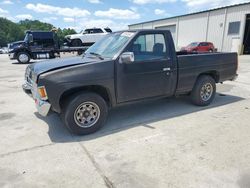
[181,42,216,53]
[64,27,112,47]
[0,47,8,54]
[3,47,8,53]
[22,29,238,135]
[8,31,88,63]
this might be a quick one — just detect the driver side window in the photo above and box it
[129,33,167,62]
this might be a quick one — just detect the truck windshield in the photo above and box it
[24,34,29,42]
[85,31,135,59]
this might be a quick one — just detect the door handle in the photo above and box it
[163,68,171,71]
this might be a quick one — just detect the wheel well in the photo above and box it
[72,38,82,43]
[16,49,32,57]
[198,71,220,83]
[59,85,111,109]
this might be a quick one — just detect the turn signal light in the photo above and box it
[38,86,48,100]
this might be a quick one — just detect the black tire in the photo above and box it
[62,92,108,135]
[71,39,82,47]
[17,51,30,64]
[209,49,213,53]
[191,75,216,106]
[77,51,83,56]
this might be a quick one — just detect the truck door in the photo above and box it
[116,32,176,103]
[28,32,43,52]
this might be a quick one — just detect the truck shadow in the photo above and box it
[35,93,244,143]
[12,61,36,65]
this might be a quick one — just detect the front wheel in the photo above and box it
[62,92,108,135]
[71,39,82,47]
[191,75,216,106]
[17,52,30,63]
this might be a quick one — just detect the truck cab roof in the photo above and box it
[82,28,112,34]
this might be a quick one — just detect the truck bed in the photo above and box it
[176,52,238,94]
[59,46,89,52]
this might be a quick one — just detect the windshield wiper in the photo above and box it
[89,52,104,60]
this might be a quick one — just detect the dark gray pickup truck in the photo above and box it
[22,29,238,135]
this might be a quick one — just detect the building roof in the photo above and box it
[128,1,250,26]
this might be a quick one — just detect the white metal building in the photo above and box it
[128,2,250,55]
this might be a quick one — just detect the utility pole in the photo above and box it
[74,16,76,28]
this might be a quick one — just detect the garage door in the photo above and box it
[155,25,176,44]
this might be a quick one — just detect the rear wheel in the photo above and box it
[17,52,30,63]
[191,75,216,106]
[62,92,108,135]
[209,49,213,53]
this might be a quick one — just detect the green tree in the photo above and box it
[19,19,53,31]
[0,17,24,47]
[56,28,77,45]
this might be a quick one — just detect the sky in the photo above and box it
[0,0,250,32]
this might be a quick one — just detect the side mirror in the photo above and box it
[28,34,33,43]
[119,52,134,64]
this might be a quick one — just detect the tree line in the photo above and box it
[0,17,76,47]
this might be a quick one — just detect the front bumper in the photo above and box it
[231,74,238,81]
[8,52,15,60]
[22,83,51,116]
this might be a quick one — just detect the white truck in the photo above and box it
[65,27,112,47]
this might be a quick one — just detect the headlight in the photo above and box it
[38,86,48,100]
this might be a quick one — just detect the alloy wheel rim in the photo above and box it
[74,102,100,128]
[19,54,29,63]
[200,83,213,101]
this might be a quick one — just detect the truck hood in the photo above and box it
[29,56,98,77]
[10,41,25,45]
[8,41,26,49]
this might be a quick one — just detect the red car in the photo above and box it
[181,42,216,53]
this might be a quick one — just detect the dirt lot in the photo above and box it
[0,54,250,188]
